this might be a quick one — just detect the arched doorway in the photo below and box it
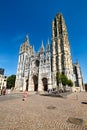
[26,79,28,91]
[85,84,87,91]
[42,78,48,91]
[33,75,38,91]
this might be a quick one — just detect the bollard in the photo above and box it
[76,94,78,100]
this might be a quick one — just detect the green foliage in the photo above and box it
[56,72,73,87]
[67,79,73,87]
[60,73,68,86]
[7,75,16,89]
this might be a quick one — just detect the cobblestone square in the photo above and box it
[0,92,87,130]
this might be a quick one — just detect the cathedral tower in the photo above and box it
[52,13,74,86]
[15,35,34,91]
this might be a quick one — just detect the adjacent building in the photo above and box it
[0,68,7,89]
[73,62,83,91]
[0,68,4,75]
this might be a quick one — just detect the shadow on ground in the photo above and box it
[81,102,87,105]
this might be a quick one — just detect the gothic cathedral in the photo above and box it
[15,13,83,92]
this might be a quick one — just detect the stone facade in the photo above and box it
[15,13,83,92]
[15,36,52,91]
[0,74,7,89]
[52,13,75,87]
[73,62,83,91]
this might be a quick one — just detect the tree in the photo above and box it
[7,75,16,89]
[67,79,73,87]
[60,73,68,86]
[56,72,73,92]
[56,72,61,91]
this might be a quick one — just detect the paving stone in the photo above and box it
[0,92,87,130]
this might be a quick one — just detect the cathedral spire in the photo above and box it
[76,59,78,64]
[46,38,50,52]
[33,44,35,52]
[24,34,30,44]
[40,40,44,53]
[47,38,50,45]
[41,40,44,48]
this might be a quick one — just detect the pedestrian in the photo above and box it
[22,90,28,101]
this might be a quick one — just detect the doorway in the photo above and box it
[26,79,28,91]
[33,75,38,91]
[42,78,48,91]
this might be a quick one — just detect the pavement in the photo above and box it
[0,91,87,130]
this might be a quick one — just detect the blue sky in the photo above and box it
[0,0,87,83]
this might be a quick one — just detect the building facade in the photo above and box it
[15,13,83,92]
[0,74,7,90]
[15,36,52,91]
[73,62,83,91]
[0,68,4,75]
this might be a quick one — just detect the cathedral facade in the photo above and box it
[15,36,52,91]
[15,13,83,92]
